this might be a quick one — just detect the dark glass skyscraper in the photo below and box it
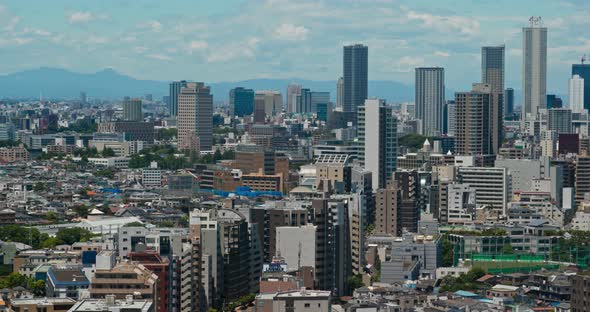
[482,46,505,93]
[572,64,590,111]
[169,80,188,117]
[343,44,368,117]
[505,88,514,117]
[230,87,255,117]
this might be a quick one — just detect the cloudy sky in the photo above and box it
[0,0,588,94]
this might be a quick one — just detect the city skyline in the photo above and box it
[0,0,589,95]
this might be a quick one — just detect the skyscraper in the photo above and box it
[123,98,142,122]
[169,80,188,117]
[177,82,213,152]
[229,87,255,117]
[343,44,368,116]
[505,88,514,117]
[415,67,445,136]
[358,99,397,189]
[522,17,548,121]
[572,63,590,111]
[255,91,282,116]
[286,83,301,113]
[336,77,344,111]
[482,46,505,93]
[311,91,330,113]
[455,83,494,156]
[569,74,584,113]
[296,88,312,113]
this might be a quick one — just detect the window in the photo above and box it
[304,303,310,308]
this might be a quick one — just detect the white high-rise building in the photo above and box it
[522,17,548,121]
[286,83,301,113]
[358,99,397,189]
[569,74,584,113]
[415,67,445,136]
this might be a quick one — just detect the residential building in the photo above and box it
[548,108,573,134]
[375,181,399,235]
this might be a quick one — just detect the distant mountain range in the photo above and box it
[5,67,532,105]
[0,67,422,103]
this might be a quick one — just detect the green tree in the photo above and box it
[101,147,116,157]
[41,237,61,249]
[398,133,430,151]
[502,244,515,255]
[55,227,94,245]
[33,182,46,192]
[347,275,365,294]
[46,212,58,224]
[28,279,46,296]
[124,222,144,227]
[0,225,48,249]
[73,205,89,218]
[442,234,454,267]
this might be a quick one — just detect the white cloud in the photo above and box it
[187,40,208,53]
[406,10,480,36]
[147,53,172,61]
[434,51,450,57]
[68,11,93,23]
[68,11,108,24]
[393,56,425,72]
[207,37,259,63]
[87,35,109,45]
[273,23,309,41]
[146,21,162,32]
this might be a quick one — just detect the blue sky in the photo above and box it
[0,0,588,95]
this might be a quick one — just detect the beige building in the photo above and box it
[0,146,30,162]
[89,261,158,308]
[375,181,398,235]
[177,82,213,152]
[255,90,282,116]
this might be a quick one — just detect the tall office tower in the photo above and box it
[253,96,266,123]
[343,44,368,116]
[445,100,456,136]
[177,82,213,152]
[123,98,143,122]
[311,199,351,297]
[505,88,514,117]
[548,108,573,134]
[296,88,312,113]
[455,83,500,155]
[80,92,87,104]
[522,17,548,121]
[375,180,399,235]
[336,77,344,110]
[358,99,397,189]
[481,46,504,140]
[286,83,301,113]
[255,91,283,116]
[311,91,330,113]
[229,87,255,117]
[572,63,590,111]
[569,75,584,113]
[482,46,505,93]
[415,67,445,136]
[169,80,188,117]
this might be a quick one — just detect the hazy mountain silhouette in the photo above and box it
[0,67,454,103]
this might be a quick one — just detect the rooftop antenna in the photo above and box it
[529,16,542,27]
